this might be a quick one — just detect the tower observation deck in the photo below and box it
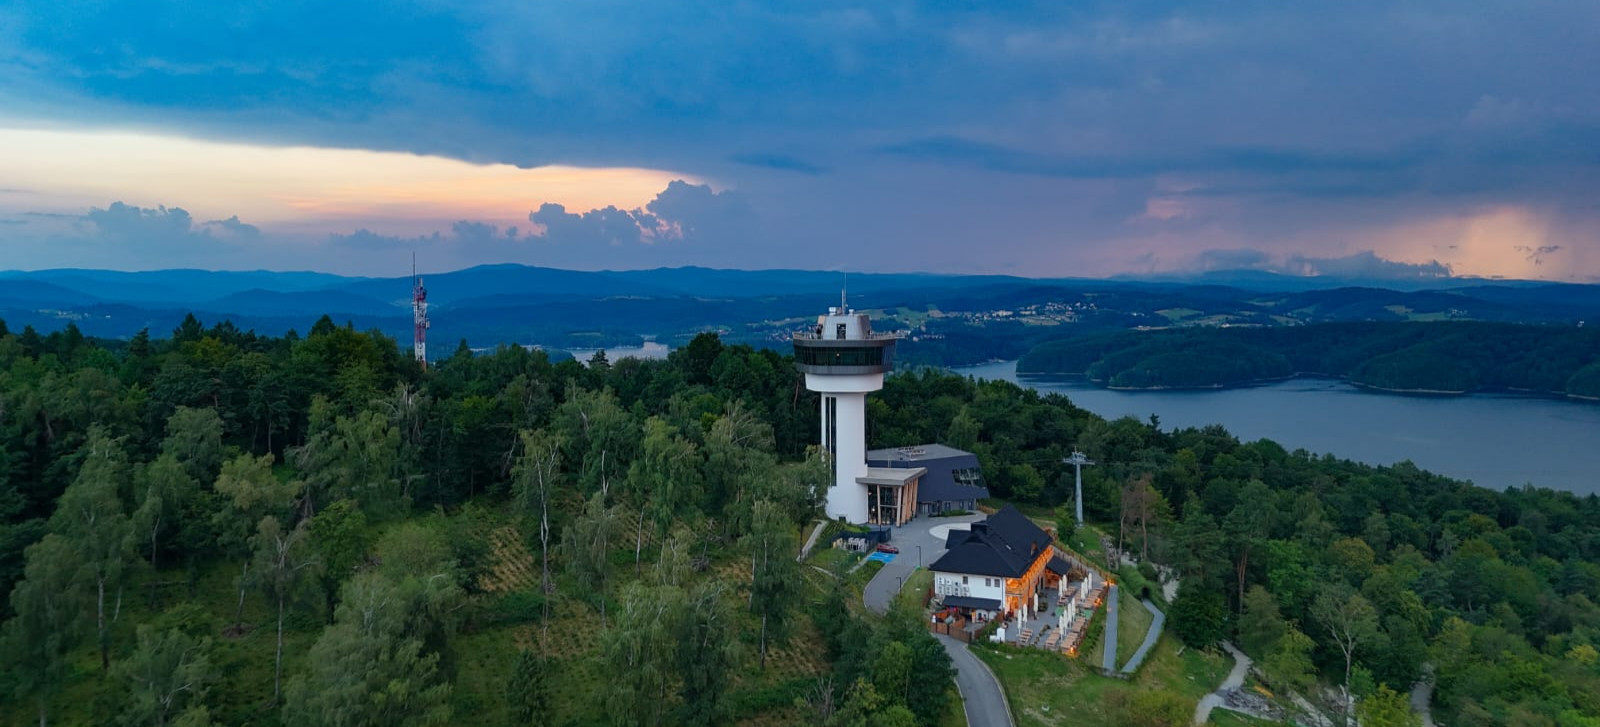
[794,304,902,523]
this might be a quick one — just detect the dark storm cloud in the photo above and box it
[729,153,828,175]
[3,1,1599,275]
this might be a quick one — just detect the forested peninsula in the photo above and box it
[1018,321,1600,398]
[1,314,1598,727]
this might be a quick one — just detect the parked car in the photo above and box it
[875,543,899,554]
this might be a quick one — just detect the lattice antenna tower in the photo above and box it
[412,252,429,369]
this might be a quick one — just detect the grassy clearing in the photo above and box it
[1116,586,1155,666]
[1090,582,1154,670]
[893,567,933,611]
[977,629,1229,727]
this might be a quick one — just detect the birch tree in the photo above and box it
[744,499,798,668]
[1313,585,1380,727]
[2,534,81,727]
[562,491,620,624]
[51,427,133,671]
[251,515,320,704]
[624,417,701,573]
[511,428,564,602]
[213,453,301,634]
[115,626,213,727]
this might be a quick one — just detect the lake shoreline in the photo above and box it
[953,360,1600,495]
[1008,368,1593,404]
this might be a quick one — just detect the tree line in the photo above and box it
[1019,321,1600,397]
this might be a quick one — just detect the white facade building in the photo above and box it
[793,302,901,523]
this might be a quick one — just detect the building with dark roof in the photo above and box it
[865,443,989,517]
[929,505,1064,620]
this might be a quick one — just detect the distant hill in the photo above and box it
[3,265,1599,368]
[198,289,401,318]
[0,268,361,304]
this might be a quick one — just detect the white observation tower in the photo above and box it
[794,295,902,523]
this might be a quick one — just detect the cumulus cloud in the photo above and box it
[1283,251,1452,280]
[526,180,751,249]
[86,202,198,241]
[1191,248,1452,280]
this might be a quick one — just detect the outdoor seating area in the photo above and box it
[998,547,1111,658]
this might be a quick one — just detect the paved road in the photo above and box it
[1194,642,1251,725]
[862,514,1010,727]
[1120,598,1164,673]
[862,513,982,614]
[1102,583,1120,672]
[938,634,1015,727]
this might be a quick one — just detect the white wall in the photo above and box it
[932,571,1006,601]
[807,371,884,523]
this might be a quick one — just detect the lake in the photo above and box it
[955,360,1600,496]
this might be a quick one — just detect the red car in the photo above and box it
[876,543,899,554]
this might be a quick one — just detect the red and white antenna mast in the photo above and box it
[412,252,429,368]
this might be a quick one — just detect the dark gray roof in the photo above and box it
[945,529,973,549]
[866,443,989,504]
[1047,556,1073,575]
[928,506,1053,578]
[942,595,1003,611]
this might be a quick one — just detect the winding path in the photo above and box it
[1120,598,1164,673]
[1102,583,1121,671]
[937,635,1016,727]
[1194,642,1252,725]
[862,514,1012,727]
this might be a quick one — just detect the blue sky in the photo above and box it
[1,1,1597,279]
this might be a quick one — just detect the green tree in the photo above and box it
[743,500,799,668]
[1313,585,1380,726]
[213,453,301,633]
[604,581,685,727]
[1224,479,1274,613]
[160,407,226,485]
[625,417,701,573]
[2,535,81,726]
[1237,585,1287,658]
[251,516,319,704]
[505,649,549,727]
[307,499,369,622]
[562,491,621,624]
[1170,585,1228,648]
[292,407,402,517]
[131,453,198,573]
[511,429,564,603]
[51,427,134,671]
[871,641,913,709]
[281,622,451,727]
[115,625,213,727]
[945,406,980,452]
[1356,685,1421,727]
[676,580,737,726]
[1262,625,1317,699]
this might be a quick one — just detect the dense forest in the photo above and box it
[1019,321,1600,398]
[2,314,1599,726]
[0,315,955,727]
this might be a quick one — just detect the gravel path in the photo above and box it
[1120,598,1163,673]
[1102,583,1120,672]
[1194,642,1252,725]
